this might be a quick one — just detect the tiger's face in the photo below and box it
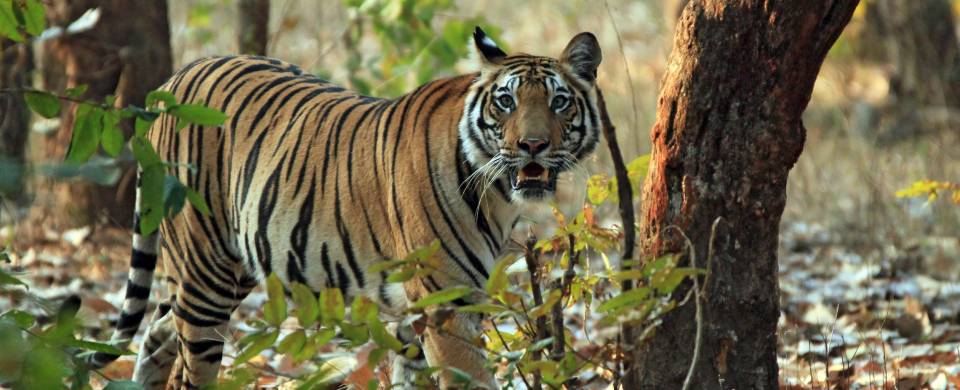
[460,28,603,202]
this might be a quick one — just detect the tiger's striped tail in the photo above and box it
[88,175,160,368]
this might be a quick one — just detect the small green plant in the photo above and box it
[0,258,140,389]
[342,0,498,97]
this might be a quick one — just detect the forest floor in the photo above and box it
[1,214,959,389]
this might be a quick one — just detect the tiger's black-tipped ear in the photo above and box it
[562,32,602,84]
[472,26,507,65]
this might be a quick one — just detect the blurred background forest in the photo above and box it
[0,0,958,388]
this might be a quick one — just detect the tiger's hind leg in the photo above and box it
[167,247,257,389]
[131,299,177,390]
[167,268,255,389]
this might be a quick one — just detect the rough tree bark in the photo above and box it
[40,0,171,226]
[0,39,33,204]
[238,0,270,55]
[628,1,858,389]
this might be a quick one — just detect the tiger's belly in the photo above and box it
[235,206,408,309]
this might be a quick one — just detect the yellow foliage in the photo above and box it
[895,179,960,204]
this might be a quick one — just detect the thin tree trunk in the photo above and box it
[40,0,172,227]
[238,0,270,55]
[627,1,857,389]
[0,40,33,204]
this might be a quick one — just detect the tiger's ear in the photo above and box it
[562,32,602,85]
[471,26,507,67]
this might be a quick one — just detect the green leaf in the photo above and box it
[276,329,306,355]
[134,117,153,137]
[310,327,336,348]
[586,174,611,205]
[611,269,646,282]
[446,366,474,386]
[457,303,508,314]
[185,187,211,215]
[369,320,403,351]
[131,136,162,167]
[654,267,705,294]
[0,1,24,42]
[138,163,165,236]
[24,91,61,119]
[411,286,472,309]
[319,288,345,325]
[65,338,134,355]
[234,329,279,365]
[162,175,187,217]
[65,105,102,164]
[168,104,228,130]
[527,337,555,353]
[0,268,26,287]
[529,290,562,319]
[145,90,177,109]
[627,154,651,190]
[596,287,651,313]
[264,274,287,326]
[351,296,378,324]
[406,239,441,262]
[20,0,45,36]
[100,112,124,157]
[485,255,518,296]
[404,343,421,360]
[104,381,144,390]
[367,347,389,367]
[386,267,415,283]
[291,283,318,326]
[340,322,369,346]
[2,309,36,328]
[65,85,88,99]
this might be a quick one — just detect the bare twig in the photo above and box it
[664,220,719,390]
[603,0,641,135]
[523,232,545,389]
[595,60,638,390]
[0,87,112,109]
[549,234,579,364]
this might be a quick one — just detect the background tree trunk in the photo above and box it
[628,1,858,388]
[856,0,960,141]
[238,0,270,55]
[39,0,172,227]
[0,40,33,206]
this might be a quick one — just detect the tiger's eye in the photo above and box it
[497,95,514,110]
[551,95,569,111]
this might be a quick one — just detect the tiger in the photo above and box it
[87,27,605,389]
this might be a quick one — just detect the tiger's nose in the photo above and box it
[518,138,549,156]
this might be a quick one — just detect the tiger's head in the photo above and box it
[459,27,604,203]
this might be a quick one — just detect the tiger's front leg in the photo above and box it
[403,278,497,389]
[421,310,497,389]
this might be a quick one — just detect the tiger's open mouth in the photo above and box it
[508,162,558,198]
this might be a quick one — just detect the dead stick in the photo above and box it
[524,233,546,389]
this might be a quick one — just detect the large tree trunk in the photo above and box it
[0,39,33,206]
[40,0,171,227]
[238,0,270,55]
[628,1,857,389]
